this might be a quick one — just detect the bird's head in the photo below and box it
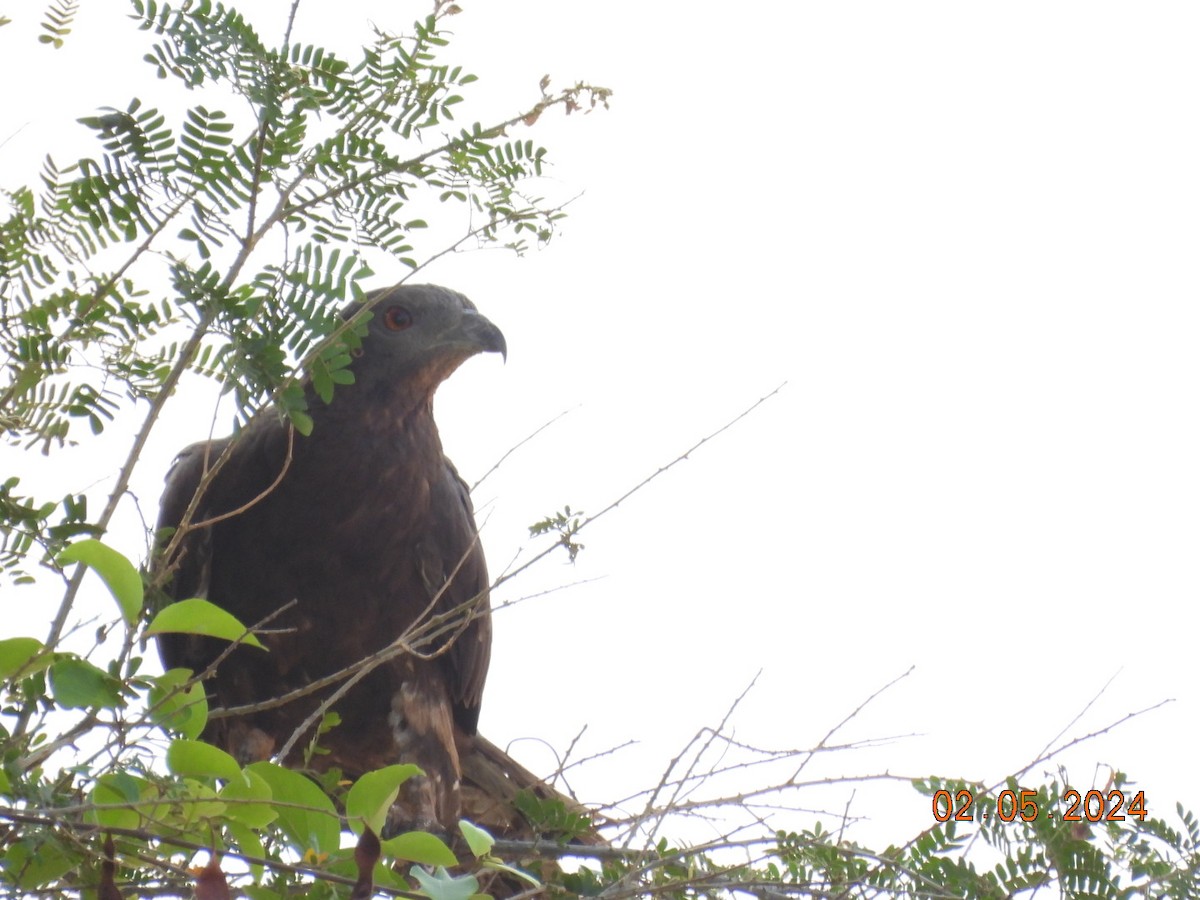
[340,283,506,400]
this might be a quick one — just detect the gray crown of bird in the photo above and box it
[153,283,505,832]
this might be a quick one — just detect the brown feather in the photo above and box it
[153,284,503,830]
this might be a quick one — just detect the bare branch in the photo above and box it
[495,383,786,590]
[472,407,575,493]
[789,665,916,783]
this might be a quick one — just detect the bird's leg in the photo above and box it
[385,680,462,835]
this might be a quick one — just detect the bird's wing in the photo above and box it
[152,420,289,670]
[418,458,492,735]
[152,439,227,672]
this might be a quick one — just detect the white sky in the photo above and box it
[2,0,1198,853]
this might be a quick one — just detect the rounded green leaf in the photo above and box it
[245,762,340,855]
[457,819,494,858]
[57,538,143,625]
[89,773,147,830]
[226,821,266,882]
[0,637,46,681]
[219,768,277,828]
[382,830,457,866]
[0,840,77,889]
[145,598,266,650]
[345,764,420,835]
[48,656,125,709]
[167,739,243,782]
[179,777,228,823]
[148,668,209,739]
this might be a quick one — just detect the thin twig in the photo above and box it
[789,665,915,783]
[494,384,786,591]
[472,407,574,493]
[623,673,760,849]
[1012,698,1172,784]
[1028,668,1125,774]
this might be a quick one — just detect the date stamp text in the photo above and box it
[932,788,1147,824]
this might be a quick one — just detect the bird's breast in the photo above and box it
[210,417,450,613]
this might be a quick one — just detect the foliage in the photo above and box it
[0,0,608,582]
[528,505,586,563]
[1,2,1198,899]
[603,785,1199,898]
[0,0,610,894]
[37,0,77,48]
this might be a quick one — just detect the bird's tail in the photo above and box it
[459,733,608,845]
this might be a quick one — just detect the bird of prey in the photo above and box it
[153,283,505,831]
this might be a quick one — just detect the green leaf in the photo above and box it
[246,761,340,855]
[0,840,77,888]
[288,408,314,436]
[219,768,277,827]
[179,777,228,822]
[89,772,146,830]
[226,821,266,882]
[458,819,494,858]
[312,366,333,403]
[410,866,478,900]
[481,858,540,886]
[48,656,125,709]
[345,764,421,835]
[148,668,209,739]
[382,830,457,866]
[0,637,46,681]
[145,598,266,649]
[166,738,244,782]
[57,538,143,625]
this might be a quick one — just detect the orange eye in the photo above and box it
[383,305,413,331]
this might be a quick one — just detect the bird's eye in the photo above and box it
[383,305,413,331]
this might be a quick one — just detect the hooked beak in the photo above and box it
[460,308,507,362]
